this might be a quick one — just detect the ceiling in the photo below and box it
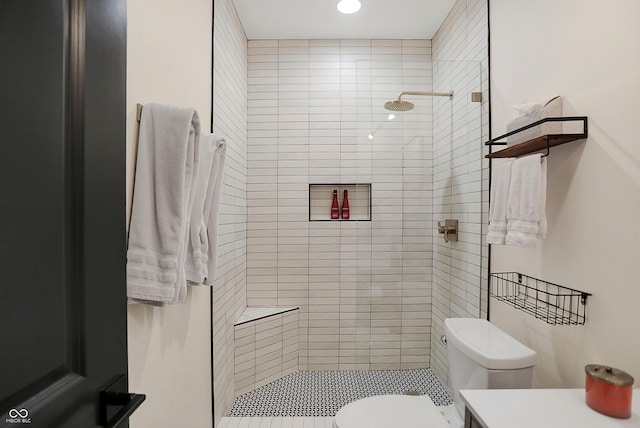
[232,0,457,40]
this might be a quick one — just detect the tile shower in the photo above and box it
[245,38,485,376]
[212,0,490,422]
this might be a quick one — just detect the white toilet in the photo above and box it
[333,318,537,428]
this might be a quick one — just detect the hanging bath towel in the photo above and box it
[505,154,547,248]
[202,137,226,286]
[127,103,200,304]
[184,134,226,293]
[487,159,514,245]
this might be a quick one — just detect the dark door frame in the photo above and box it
[1,0,138,426]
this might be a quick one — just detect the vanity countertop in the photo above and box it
[460,388,640,428]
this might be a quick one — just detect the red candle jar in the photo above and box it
[585,364,634,419]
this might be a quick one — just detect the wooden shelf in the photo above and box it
[485,116,587,159]
[485,134,585,158]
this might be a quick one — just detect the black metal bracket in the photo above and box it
[485,116,588,145]
[484,116,588,159]
[580,292,590,306]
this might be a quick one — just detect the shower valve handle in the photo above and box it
[437,220,458,243]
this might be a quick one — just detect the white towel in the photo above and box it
[202,138,226,286]
[184,134,216,286]
[185,134,226,290]
[127,103,201,304]
[505,154,547,248]
[487,159,514,245]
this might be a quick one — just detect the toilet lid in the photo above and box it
[334,395,449,428]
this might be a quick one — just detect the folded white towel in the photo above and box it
[512,101,542,115]
[127,103,201,304]
[185,134,226,290]
[505,154,547,248]
[202,138,226,286]
[487,159,514,245]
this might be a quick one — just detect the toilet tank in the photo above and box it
[444,318,536,416]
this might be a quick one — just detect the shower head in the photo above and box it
[384,100,415,112]
[384,90,454,111]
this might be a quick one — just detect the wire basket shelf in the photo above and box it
[489,272,591,325]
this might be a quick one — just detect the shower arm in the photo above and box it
[395,90,454,101]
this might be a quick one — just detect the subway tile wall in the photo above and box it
[246,39,435,371]
[430,0,490,391]
[213,0,489,418]
[212,0,248,423]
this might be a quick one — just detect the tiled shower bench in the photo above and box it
[234,307,300,396]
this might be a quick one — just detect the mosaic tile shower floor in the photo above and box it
[229,369,452,417]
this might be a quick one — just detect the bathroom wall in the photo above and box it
[211,0,249,424]
[490,0,640,387]
[125,0,214,427]
[430,0,490,389]
[246,39,434,370]
[126,0,248,425]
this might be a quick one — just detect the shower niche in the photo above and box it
[309,183,371,221]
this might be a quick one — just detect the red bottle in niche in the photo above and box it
[331,190,339,219]
[341,190,350,220]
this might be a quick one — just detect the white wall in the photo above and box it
[125,0,213,427]
[490,0,640,387]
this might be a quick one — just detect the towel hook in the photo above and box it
[136,103,144,122]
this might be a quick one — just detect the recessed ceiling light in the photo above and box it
[337,0,361,14]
